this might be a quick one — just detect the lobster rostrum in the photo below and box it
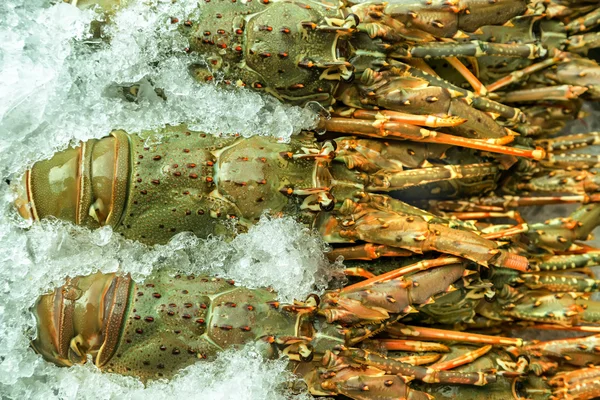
[31,266,600,399]
[14,126,529,270]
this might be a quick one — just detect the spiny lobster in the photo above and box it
[31,265,600,399]
[15,126,534,270]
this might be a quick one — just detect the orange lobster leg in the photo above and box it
[430,345,493,370]
[333,108,467,128]
[445,56,487,96]
[341,256,463,293]
[500,85,588,103]
[376,339,450,353]
[486,51,567,93]
[387,324,524,347]
[481,223,529,240]
[320,117,545,160]
[328,244,413,262]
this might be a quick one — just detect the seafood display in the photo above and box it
[12,0,600,398]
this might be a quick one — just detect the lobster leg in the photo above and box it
[430,194,600,210]
[565,7,600,33]
[332,108,467,128]
[550,369,600,400]
[494,288,600,328]
[393,354,443,366]
[542,153,600,169]
[336,75,513,140]
[390,40,546,60]
[528,203,600,252]
[510,272,600,292]
[306,367,434,400]
[531,253,600,271]
[334,348,494,385]
[499,85,588,103]
[514,334,600,366]
[321,117,544,159]
[537,56,600,99]
[327,243,413,261]
[386,324,524,346]
[445,210,525,224]
[568,32,600,55]
[374,339,450,353]
[486,51,567,93]
[445,56,487,95]
[515,169,600,195]
[341,256,464,292]
[364,163,499,192]
[314,196,529,269]
[320,263,467,325]
[429,345,492,370]
[535,132,600,152]
[386,59,526,123]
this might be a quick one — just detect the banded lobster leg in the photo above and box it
[565,8,600,34]
[527,203,600,252]
[472,284,600,331]
[313,194,529,270]
[530,252,600,272]
[320,110,544,159]
[349,0,528,39]
[535,132,600,152]
[511,334,600,368]
[531,56,600,99]
[534,132,600,169]
[497,85,588,103]
[331,137,501,192]
[501,159,600,196]
[426,194,600,215]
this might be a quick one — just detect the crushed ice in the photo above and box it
[0,0,317,177]
[0,0,331,398]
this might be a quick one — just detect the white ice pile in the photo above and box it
[0,0,317,177]
[0,1,335,399]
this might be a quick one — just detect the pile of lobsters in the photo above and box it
[15,0,600,398]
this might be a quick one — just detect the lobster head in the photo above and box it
[31,272,132,368]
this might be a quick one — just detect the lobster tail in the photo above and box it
[15,131,131,229]
[31,272,132,369]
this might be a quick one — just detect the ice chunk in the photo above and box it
[180,215,344,303]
